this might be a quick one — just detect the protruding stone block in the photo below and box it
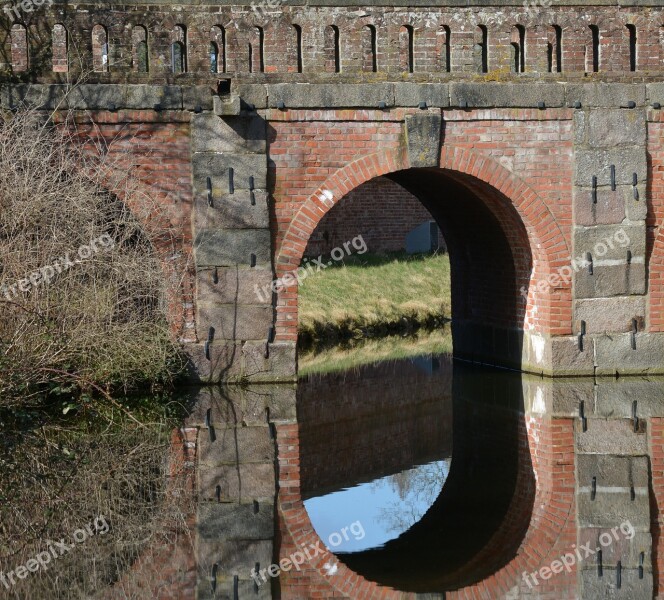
[405,113,442,168]
[194,229,271,267]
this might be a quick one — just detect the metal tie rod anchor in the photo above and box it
[578,321,586,353]
[632,399,639,431]
[265,325,275,359]
[249,176,256,206]
[610,165,616,191]
[579,400,587,432]
[633,173,639,200]
[592,175,598,204]
[228,167,234,194]
[207,176,213,207]
[631,319,638,351]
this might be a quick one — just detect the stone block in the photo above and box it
[197,266,273,306]
[194,229,271,267]
[576,455,649,489]
[573,224,644,261]
[198,539,273,575]
[122,84,183,109]
[213,94,242,115]
[574,187,626,226]
[199,463,275,502]
[192,114,266,154]
[182,85,214,111]
[577,489,649,529]
[405,113,442,168]
[267,83,394,108]
[394,83,449,107]
[577,109,646,148]
[450,82,565,108]
[243,342,298,382]
[198,502,275,539]
[575,297,646,334]
[545,336,595,376]
[578,529,651,568]
[595,333,664,376]
[576,418,647,456]
[236,84,268,109]
[199,426,275,465]
[579,567,652,599]
[192,153,267,194]
[544,378,595,416]
[184,342,245,384]
[574,264,646,298]
[196,304,274,342]
[567,83,646,108]
[595,380,664,418]
[197,577,273,600]
[574,149,647,187]
[184,386,245,428]
[193,191,270,230]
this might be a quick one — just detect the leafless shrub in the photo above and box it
[0,106,187,405]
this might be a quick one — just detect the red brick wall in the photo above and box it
[57,111,197,342]
[304,176,445,256]
[271,108,573,343]
[6,7,664,80]
[649,418,664,596]
[647,119,664,333]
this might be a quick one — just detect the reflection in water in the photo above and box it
[304,459,450,552]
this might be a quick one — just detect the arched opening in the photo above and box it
[210,25,226,73]
[52,24,68,73]
[475,24,488,73]
[131,25,148,73]
[171,25,187,74]
[587,25,600,72]
[293,24,303,73]
[362,24,377,72]
[10,24,28,72]
[324,25,340,73]
[627,24,637,72]
[511,25,526,73]
[399,25,414,73]
[439,25,451,72]
[91,24,108,73]
[248,26,264,73]
[548,24,562,73]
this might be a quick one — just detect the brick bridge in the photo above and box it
[6,0,664,380]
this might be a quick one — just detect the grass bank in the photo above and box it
[298,252,452,374]
[298,252,451,351]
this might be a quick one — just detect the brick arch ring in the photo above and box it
[274,144,572,335]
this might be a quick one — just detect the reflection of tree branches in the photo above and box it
[374,460,450,534]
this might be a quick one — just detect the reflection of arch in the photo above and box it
[52,24,68,72]
[10,24,28,72]
[275,146,571,344]
[92,24,108,72]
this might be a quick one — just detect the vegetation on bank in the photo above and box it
[298,251,452,374]
[298,252,451,350]
[0,108,186,408]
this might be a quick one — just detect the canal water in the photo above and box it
[1,350,657,598]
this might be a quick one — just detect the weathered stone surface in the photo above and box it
[567,83,646,108]
[192,153,267,193]
[185,342,245,384]
[574,109,646,148]
[545,336,595,377]
[184,386,245,427]
[182,85,214,110]
[575,264,646,298]
[199,463,275,502]
[595,333,664,376]
[595,381,664,418]
[577,489,649,528]
[197,266,273,305]
[194,229,271,267]
[575,297,646,334]
[450,82,564,108]
[236,83,268,109]
[199,426,274,465]
[213,94,242,115]
[243,342,298,382]
[192,114,266,153]
[268,83,394,108]
[198,502,274,539]
[197,578,272,600]
[196,304,273,341]
[579,568,652,599]
[578,529,651,568]
[576,419,647,455]
[405,113,442,168]
[574,187,626,226]
[394,83,449,107]
[197,539,273,574]
[576,455,649,489]
[193,191,270,230]
[574,149,647,187]
[574,224,645,260]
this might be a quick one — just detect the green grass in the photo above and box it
[298,251,451,350]
[299,328,453,377]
